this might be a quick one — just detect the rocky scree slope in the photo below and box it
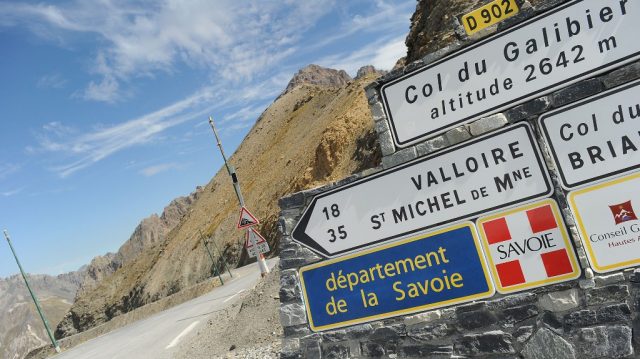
[0,272,83,359]
[55,64,385,338]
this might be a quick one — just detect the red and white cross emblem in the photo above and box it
[478,199,580,293]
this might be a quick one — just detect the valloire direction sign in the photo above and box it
[539,79,640,189]
[292,123,552,258]
[381,0,640,147]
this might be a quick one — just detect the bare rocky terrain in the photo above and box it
[53,64,385,341]
[0,272,82,359]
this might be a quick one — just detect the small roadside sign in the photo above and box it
[539,79,640,189]
[237,207,260,229]
[245,228,269,257]
[568,172,640,273]
[461,0,519,36]
[299,222,494,332]
[477,199,581,294]
[292,123,552,258]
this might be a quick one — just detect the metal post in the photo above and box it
[200,231,223,285]
[3,230,61,353]
[208,116,269,277]
[206,233,233,278]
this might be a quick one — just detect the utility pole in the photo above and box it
[203,230,233,278]
[208,116,269,277]
[200,231,224,285]
[3,230,61,354]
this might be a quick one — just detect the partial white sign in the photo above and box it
[568,172,640,273]
[539,79,640,189]
[245,228,269,257]
[382,0,640,147]
[292,123,552,258]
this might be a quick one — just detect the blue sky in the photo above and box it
[0,0,414,277]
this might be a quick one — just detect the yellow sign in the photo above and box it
[461,0,519,35]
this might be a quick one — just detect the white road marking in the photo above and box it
[223,289,246,303]
[165,321,200,349]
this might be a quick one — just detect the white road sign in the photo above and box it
[292,123,553,258]
[568,172,640,273]
[381,0,640,147]
[246,228,269,257]
[539,79,640,189]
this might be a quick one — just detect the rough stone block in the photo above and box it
[403,310,442,326]
[595,303,631,324]
[576,325,633,358]
[514,325,535,343]
[501,304,539,324]
[322,343,350,359]
[415,135,448,157]
[521,327,576,359]
[601,61,640,88]
[551,79,604,108]
[594,273,625,287]
[400,343,453,358]
[488,292,538,310]
[345,323,373,339]
[281,338,302,359]
[421,42,463,66]
[377,130,396,157]
[279,269,301,303]
[539,289,580,312]
[382,146,417,169]
[370,324,406,341]
[280,303,307,327]
[457,307,498,330]
[279,192,305,210]
[279,256,320,271]
[369,102,386,122]
[504,96,552,122]
[454,331,515,356]
[564,309,597,331]
[374,117,390,135]
[540,311,564,334]
[444,126,471,145]
[586,285,630,306]
[468,113,508,136]
[361,342,385,357]
[278,215,298,236]
[284,324,311,338]
[321,330,347,343]
[407,323,453,342]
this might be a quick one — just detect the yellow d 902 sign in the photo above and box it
[462,0,519,35]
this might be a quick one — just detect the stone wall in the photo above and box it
[277,1,640,357]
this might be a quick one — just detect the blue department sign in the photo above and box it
[299,223,494,332]
[381,0,640,147]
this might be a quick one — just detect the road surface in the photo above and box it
[52,258,278,359]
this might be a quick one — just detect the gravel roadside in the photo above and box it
[175,266,283,358]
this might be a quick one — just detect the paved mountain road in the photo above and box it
[52,259,278,359]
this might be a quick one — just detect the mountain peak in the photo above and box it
[284,64,352,94]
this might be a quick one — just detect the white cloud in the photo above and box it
[0,0,336,103]
[0,187,24,197]
[0,163,21,180]
[139,162,182,177]
[37,73,67,89]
